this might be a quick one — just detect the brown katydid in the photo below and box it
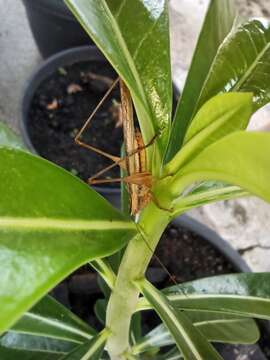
[75,77,157,216]
[74,76,179,285]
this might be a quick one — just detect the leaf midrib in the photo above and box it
[232,42,270,91]
[14,312,92,342]
[0,217,135,231]
[167,294,270,302]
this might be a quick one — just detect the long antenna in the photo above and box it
[137,224,178,286]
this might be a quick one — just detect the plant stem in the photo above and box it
[106,202,171,359]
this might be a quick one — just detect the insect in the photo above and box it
[75,76,179,287]
[75,77,156,215]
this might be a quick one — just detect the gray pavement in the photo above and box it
[1,0,270,270]
[0,0,40,132]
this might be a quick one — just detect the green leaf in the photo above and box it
[167,92,253,171]
[196,317,259,344]
[165,0,237,162]
[60,329,109,360]
[0,148,136,334]
[0,343,61,359]
[130,313,142,345]
[197,20,270,112]
[172,181,247,216]
[0,295,96,359]
[94,299,107,326]
[1,296,108,359]
[169,132,270,203]
[65,0,172,162]
[156,347,183,360]
[0,122,25,150]
[132,312,259,354]
[0,333,74,357]
[138,273,270,320]
[183,93,252,145]
[90,259,116,290]
[13,295,95,342]
[136,279,222,360]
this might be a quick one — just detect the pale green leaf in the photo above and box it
[169,132,270,203]
[167,92,253,171]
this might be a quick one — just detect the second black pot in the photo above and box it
[21,46,121,207]
[22,0,93,58]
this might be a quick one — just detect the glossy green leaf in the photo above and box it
[130,313,142,345]
[0,121,25,150]
[13,295,95,342]
[0,148,136,334]
[0,295,96,360]
[94,299,107,326]
[132,312,259,354]
[167,92,253,171]
[196,317,259,344]
[165,0,237,162]
[60,329,109,360]
[138,273,270,320]
[0,343,61,360]
[197,20,270,112]
[0,296,96,359]
[169,132,270,203]
[0,333,74,357]
[136,279,222,360]
[65,0,172,162]
[172,181,247,216]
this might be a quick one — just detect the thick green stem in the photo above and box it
[106,202,171,359]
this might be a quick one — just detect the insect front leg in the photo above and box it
[75,77,121,163]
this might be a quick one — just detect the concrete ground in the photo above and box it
[1,0,270,270]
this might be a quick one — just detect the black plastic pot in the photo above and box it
[22,0,93,58]
[21,46,121,207]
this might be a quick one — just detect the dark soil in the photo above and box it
[153,224,235,284]
[28,61,123,186]
[51,223,269,359]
